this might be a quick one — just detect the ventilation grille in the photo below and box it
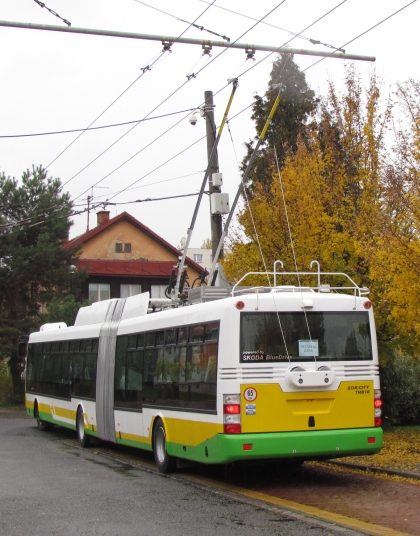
[219,363,379,381]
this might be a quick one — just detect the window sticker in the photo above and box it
[298,340,319,357]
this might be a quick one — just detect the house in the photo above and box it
[184,247,212,269]
[64,211,203,302]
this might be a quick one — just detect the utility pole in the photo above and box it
[204,91,223,261]
[87,195,91,232]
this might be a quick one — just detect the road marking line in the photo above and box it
[186,474,411,536]
[63,439,410,536]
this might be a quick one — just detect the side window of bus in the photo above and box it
[125,350,143,409]
[26,344,36,391]
[114,335,127,406]
[143,348,159,403]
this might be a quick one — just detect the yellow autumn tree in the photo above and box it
[367,79,420,353]
[225,66,387,276]
[224,66,394,349]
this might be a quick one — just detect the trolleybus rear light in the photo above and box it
[236,300,245,310]
[243,443,252,450]
[224,423,241,434]
[373,392,382,425]
[224,404,240,414]
[368,437,376,444]
[224,394,240,404]
[363,300,372,309]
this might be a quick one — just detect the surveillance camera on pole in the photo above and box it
[189,114,198,126]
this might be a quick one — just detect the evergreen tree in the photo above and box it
[0,166,82,399]
[241,52,317,195]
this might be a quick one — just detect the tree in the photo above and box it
[0,166,81,399]
[366,79,420,353]
[241,52,317,195]
[177,236,186,250]
[224,66,394,354]
[201,237,212,249]
[42,294,91,327]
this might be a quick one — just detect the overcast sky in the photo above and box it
[1,0,418,249]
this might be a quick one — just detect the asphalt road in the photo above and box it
[0,411,368,536]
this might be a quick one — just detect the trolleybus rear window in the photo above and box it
[240,312,372,362]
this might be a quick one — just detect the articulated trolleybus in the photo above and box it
[25,264,383,473]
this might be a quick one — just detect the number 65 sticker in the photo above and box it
[244,388,257,401]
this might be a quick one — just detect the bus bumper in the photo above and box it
[173,427,383,464]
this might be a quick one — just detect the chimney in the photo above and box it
[97,211,110,226]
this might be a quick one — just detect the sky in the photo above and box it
[1,0,419,249]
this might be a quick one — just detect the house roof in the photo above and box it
[78,259,179,278]
[64,211,203,273]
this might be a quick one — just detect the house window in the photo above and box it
[120,284,141,298]
[115,243,132,253]
[194,254,203,263]
[89,283,110,302]
[151,285,168,299]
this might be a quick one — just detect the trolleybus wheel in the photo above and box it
[34,403,53,431]
[153,419,176,473]
[76,406,90,448]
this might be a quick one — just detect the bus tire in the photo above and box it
[34,402,53,432]
[153,419,176,474]
[76,406,90,448]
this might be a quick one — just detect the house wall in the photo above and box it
[186,248,212,269]
[79,219,177,262]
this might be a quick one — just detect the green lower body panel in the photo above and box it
[115,436,153,452]
[168,427,383,464]
[37,410,77,432]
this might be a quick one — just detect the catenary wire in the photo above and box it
[65,0,219,192]
[198,0,345,52]
[14,2,412,229]
[47,48,168,170]
[133,0,230,41]
[73,1,288,202]
[33,0,71,27]
[8,0,347,223]
[96,0,342,203]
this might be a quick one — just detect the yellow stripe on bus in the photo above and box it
[38,402,76,422]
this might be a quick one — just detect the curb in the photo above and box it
[326,460,420,481]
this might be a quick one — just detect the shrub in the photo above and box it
[0,358,14,405]
[380,351,420,427]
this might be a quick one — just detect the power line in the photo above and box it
[12,1,408,226]
[107,192,200,205]
[63,1,219,191]
[0,108,195,138]
[198,0,345,52]
[133,0,230,41]
[33,0,71,27]
[74,1,288,203]
[48,49,169,170]
[94,0,341,204]
[104,0,413,209]
[74,170,205,204]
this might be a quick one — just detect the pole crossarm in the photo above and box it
[0,20,375,61]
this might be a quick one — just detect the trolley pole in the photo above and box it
[204,91,223,261]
